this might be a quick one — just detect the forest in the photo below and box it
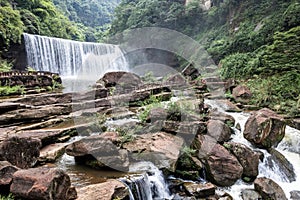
[0,0,299,114]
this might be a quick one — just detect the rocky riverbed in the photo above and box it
[0,69,299,200]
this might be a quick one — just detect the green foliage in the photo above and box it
[246,71,300,116]
[53,0,120,42]
[116,126,140,145]
[0,5,24,47]
[0,194,14,200]
[141,72,156,83]
[261,26,300,74]
[0,59,13,72]
[0,85,25,96]
[110,0,199,35]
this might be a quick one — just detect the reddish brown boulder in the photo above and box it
[207,120,232,143]
[232,85,252,103]
[66,135,129,171]
[254,177,287,200]
[77,179,129,200]
[226,142,260,178]
[194,135,243,186]
[0,161,19,193]
[0,136,41,168]
[244,108,286,148]
[10,167,76,200]
[183,182,216,198]
[123,132,184,172]
[99,71,143,89]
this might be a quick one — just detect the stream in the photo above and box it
[52,97,300,199]
[205,99,300,199]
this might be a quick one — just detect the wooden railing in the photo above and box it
[0,71,59,78]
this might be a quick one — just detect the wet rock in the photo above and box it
[0,136,41,168]
[254,177,287,200]
[226,142,260,179]
[194,135,243,186]
[76,179,129,200]
[124,132,184,172]
[241,189,262,200]
[100,71,143,90]
[232,85,252,103]
[208,109,235,127]
[183,182,216,198]
[235,123,241,131]
[0,161,19,193]
[267,148,296,182]
[10,167,75,200]
[182,63,200,80]
[39,143,68,163]
[290,190,300,200]
[66,135,129,171]
[207,120,232,143]
[244,108,286,148]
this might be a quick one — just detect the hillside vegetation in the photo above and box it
[110,0,300,116]
[53,0,120,42]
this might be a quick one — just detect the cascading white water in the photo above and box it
[120,161,173,200]
[23,33,129,91]
[205,99,300,200]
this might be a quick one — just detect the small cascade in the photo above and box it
[23,33,129,91]
[120,162,172,200]
[205,99,300,199]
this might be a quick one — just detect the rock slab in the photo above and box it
[10,167,76,200]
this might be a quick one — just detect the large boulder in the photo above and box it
[207,120,232,143]
[0,136,41,168]
[0,161,19,193]
[194,135,243,186]
[77,180,129,200]
[254,177,287,200]
[99,71,143,90]
[267,148,295,182]
[226,142,260,179]
[66,135,129,171]
[244,108,286,148]
[10,167,76,200]
[183,182,216,198]
[232,85,252,103]
[123,132,184,172]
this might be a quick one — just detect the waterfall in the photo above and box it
[120,162,172,200]
[23,33,129,91]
